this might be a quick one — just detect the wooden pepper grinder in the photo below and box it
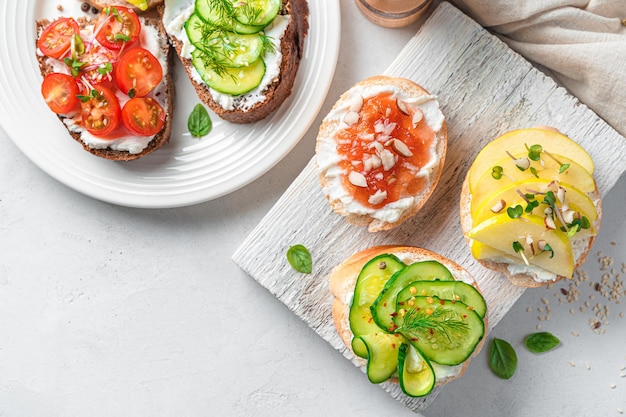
[355,0,433,28]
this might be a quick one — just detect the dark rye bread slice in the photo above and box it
[160,0,309,124]
[36,16,175,161]
[85,0,164,12]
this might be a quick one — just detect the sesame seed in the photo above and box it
[569,361,576,367]
[610,383,617,389]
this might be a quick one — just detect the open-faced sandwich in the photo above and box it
[36,6,174,160]
[330,246,487,397]
[161,0,309,123]
[315,76,447,232]
[460,127,602,287]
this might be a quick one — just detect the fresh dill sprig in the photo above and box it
[237,2,264,25]
[399,305,469,344]
[260,34,276,55]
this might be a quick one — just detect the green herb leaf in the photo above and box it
[64,57,86,77]
[525,332,560,353]
[559,163,570,173]
[128,88,136,99]
[286,244,312,274]
[530,167,539,178]
[525,200,539,213]
[187,103,212,138]
[512,241,524,253]
[73,34,85,56]
[97,62,113,75]
[489,338,517,379]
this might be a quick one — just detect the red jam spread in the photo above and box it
[335,92,435,208]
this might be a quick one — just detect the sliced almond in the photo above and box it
[391,138,413,157]
[368,189,387,205]
[348,171,368,188]
[557,186,566,204]
[370,154,382,169]
[490,199,506,213]
[349,95,363,113]
[342,111,359,126]
[396,98,409,115]
[412,109,424,127]
[562,208,576,224]
[379,149,397,171]
[545,215,557,230]
[537,240,547,251]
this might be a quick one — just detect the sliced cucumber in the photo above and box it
[195,0,265,34]
[371,261,454,332]
[348,254,405,358]
[394,296,484,366]
[192,49,266,95]
[187,15,264,68]
[398,343,436,397]
[357,333,405,383]
[232,0,281,27]
[397,281,487,319]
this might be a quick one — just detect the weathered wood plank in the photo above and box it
[232,2,626,412]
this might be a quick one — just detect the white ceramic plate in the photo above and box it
[0,1,340,208]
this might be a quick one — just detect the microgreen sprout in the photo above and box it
[507,205,524,219]
[492,165,503,180]
[512,241,530,265]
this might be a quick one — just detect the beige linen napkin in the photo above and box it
[449,0,626,137]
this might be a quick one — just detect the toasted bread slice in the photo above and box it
[459,127,602,287]
[315,76,447,232]
[329,246,487,388]
[36,15,174,161]
[160,0,308,124]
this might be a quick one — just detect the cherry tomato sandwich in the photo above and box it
[36,6,174,160]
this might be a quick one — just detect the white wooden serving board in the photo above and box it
[232,2,626,412]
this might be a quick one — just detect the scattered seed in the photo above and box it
[536,324,542,331]
[569,361,576,367]
[572,331,579,337]
[610,383,617,389]
[56,4,63,11]
[586,362,591,370]
[541,297,549,305]
[617,408,623,415]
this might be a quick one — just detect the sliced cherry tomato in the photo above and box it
[95,6,141,50]
[114,47,163,97]
[80,86,121,137]
[41,73,81,115]
[121,97,165,136]
[37,17,80,59]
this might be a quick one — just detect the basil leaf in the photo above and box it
[525,332,560,353]
[188,104,212,138]
[489,338,517,379]
[286,244,312,274]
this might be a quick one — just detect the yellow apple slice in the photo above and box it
[468,128,594,192]
[471,240,514,261]
[467,212,575,278]
[470,179,598,225]
[471,153,596,201]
